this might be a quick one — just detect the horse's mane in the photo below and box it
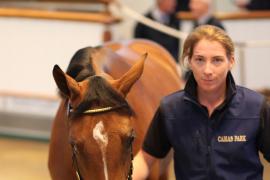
[66,47,98,81]
[65,46,133,116]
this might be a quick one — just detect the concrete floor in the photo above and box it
[0,137,269,180]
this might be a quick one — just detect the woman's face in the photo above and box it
[189,39,234,94]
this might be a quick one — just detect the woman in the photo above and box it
[133,25,270,180]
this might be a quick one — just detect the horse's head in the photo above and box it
[52,53,147,180]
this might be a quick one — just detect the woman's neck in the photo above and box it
[197,84,226,116]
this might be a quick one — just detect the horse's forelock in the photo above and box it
[72,76,133,117]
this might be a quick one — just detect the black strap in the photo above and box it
[71,144,84,180]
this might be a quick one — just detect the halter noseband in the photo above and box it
[68,103,134,180]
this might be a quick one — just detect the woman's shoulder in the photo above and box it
[236,85,262,95]
[161,90,185,105]
[235,85,265,103]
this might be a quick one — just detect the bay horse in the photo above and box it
[48,39,182,180]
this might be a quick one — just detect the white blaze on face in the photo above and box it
[93,121,109,180]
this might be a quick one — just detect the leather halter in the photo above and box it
[67,103,134,180]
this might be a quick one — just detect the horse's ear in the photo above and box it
[113,53,147,97]
[53,65,80,99]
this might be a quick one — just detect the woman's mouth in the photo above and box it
[202,79,214,84]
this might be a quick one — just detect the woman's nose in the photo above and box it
[203,63,213,75]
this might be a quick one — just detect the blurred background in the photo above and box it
[0,0,269,179]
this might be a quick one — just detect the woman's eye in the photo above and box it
[195,58,204,64]
[213,58,223,65]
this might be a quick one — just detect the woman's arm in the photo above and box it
[259,99,270,162]
[133,150,158,180]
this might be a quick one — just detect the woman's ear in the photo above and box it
[229,56,235,70]
[187,57,192,70]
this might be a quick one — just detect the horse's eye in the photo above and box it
[127,130,136,147]
[70,142,76,149]
[70,141,79,153]
[67,103,74,117]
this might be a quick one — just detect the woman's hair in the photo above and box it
[181,25,234,67]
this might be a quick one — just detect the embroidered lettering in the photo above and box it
[234,135,246,142]
[217,136,233,142]
[217,135,247,143]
